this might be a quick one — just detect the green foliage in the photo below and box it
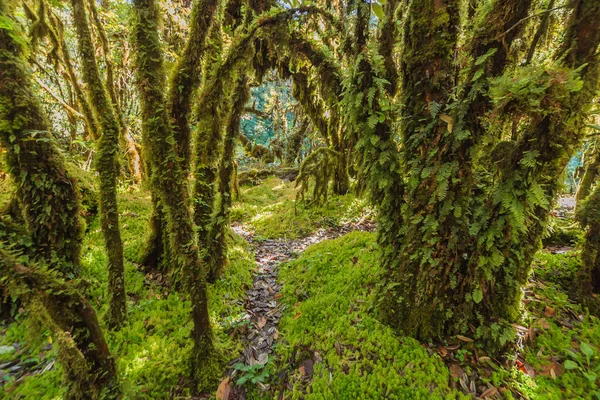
[0,189,255,398]
[231,177,372,239]
[273,232,468,399]
[233,362,269,386]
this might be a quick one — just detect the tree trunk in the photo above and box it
[0,7,118,395]
[577,183,600,313]
[71,0,126,329]
[576,150,600,207]
[131,0,213,391]
[207,75,250,282]
[361,0,600,353]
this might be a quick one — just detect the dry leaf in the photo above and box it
[537,318,550,330]
[437,346,448,358]
[216,377,231,400]
[544,306,556,317]
[257,317,267,329]
[456,335,473,343]
[481,387,498,398]
[449,364,463,378]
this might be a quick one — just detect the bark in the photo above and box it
[576,150,600,207]
[0,7,117,395]
[130,0,212,391]
[207,75,250,283]
[0,251,119,399]
[168,0,219,176]
[71,0,126,329]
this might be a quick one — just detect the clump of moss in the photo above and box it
[271,232,467,399]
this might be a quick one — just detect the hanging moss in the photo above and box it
[283,115,310,166]
[70,0,126,329]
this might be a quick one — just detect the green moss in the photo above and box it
[0,189,255,398]
[231,177,372,239]
[531,251,580,294]
[272,232,468,399]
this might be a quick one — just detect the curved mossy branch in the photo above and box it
[167,0,219,176]
[207,74,250,283]
[290,67,329,142]
[0,250,119,398]
[130,0,213,391]
[0,8,83,276]
[71,0,126,329]
[193,5,334,245]
[284,34,342,106]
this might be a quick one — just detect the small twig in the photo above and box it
[497,6,568,40]
[34,76,84,119]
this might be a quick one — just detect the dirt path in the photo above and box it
[219,221,375,399]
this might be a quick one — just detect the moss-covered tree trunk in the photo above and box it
[577,183,600,313]
[71,0,126,329]
[140,0,217,274]
[382,0,600,351]
[346,0,600,353]
[207,75,250,282]
[0,6,118,396]
[130,0,213,391]
[576,150,600,207]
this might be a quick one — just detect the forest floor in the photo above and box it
[1,176,599,399]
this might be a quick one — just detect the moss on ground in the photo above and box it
[0,188,254,399]
[271,232,468,399]
[268,231,600,400]
[231,177,372,239]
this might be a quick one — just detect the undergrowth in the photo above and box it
[231,177,372,239]
[272,232,468,399]
[0,188,254,399]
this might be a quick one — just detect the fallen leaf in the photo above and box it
[294,312,302,320]
[449,364,463,378]
[544,306,555,317]
[216,377,231,400]
[537,318,550,329]
[437,346,448,357]
[481,387,498,398]
[257,317,267,329]
[456,335,473,343]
